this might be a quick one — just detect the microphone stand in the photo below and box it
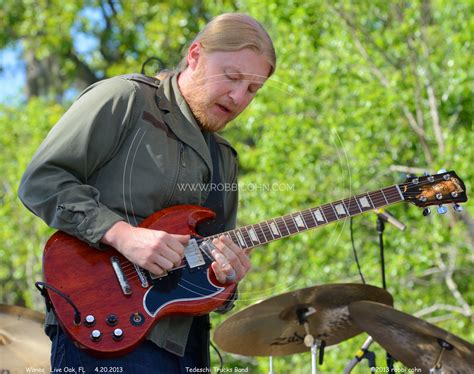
[376,216,395,374]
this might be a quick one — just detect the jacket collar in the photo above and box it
[155,74,213,174]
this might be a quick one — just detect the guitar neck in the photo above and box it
[206,184,405,251]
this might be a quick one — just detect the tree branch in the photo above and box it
[435,249,472,318]
[414,303,472,318]
[66,49,100,85]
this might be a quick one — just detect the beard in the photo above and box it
[187,95,228,133]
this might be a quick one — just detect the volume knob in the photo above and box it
[84,315,96,327]
[112,328,124,341]
[90,329,102,342]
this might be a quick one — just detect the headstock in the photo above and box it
[401,171,468,208]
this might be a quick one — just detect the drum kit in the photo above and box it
[213,284,474,374]
[0,304,50,374]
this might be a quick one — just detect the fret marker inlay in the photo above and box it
[335,204,346,215]
[313,209,325,222]
[248,228,259,242]
[236,231,246,247]
[270,222,280,236]
[294,214,305,227]
[359,196,371,208]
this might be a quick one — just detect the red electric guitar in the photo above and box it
[41,171,467,357]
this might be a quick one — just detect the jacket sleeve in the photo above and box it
[18,78,140,248]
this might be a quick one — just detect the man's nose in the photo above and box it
[228,84,250,107]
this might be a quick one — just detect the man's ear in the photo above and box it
[187,42,202,71]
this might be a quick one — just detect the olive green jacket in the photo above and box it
[18,73,239,356]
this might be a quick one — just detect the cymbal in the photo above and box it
[214,283,393,356]
[0,304,51,373]
[349,301,474,373]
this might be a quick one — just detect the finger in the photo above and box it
[211,262,227,284]
[211,249,231,272]
[221,235,251,268]
[165,235,190,257]
[212,249,244,284]
[171,234,191,244]
[159,245,183,267]
[154,254,175,271]
[212,237,245,274]
[145,262,165,277]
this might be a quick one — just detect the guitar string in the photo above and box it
[119,177,457,278]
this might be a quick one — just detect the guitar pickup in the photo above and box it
[111,256,132,295]
[184,238,207,271]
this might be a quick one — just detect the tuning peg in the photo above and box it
[437,205,448,214]
[453,203,463,212]
[423,207,431,216]
[423,171,434,182]
[437,168,447,174]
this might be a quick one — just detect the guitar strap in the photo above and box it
[186,132,225,368]
[197,131,226,236]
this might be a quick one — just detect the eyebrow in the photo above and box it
[225,68,266,86]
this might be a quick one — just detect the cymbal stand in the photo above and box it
[296,307,325,374]
[429,338,453,374]
[268,356,275,374]
[343,336,377,373]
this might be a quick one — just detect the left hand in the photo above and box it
[210,235,251,283]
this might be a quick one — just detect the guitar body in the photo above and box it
[43,205,236,358]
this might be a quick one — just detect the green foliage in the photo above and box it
[0,99,62,306]
[0,1,472,373]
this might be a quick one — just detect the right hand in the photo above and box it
[101,221,190,275]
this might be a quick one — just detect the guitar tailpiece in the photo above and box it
[35,281,82,325]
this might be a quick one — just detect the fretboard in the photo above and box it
[206,184,405,250]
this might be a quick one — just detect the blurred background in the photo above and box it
[0,0,472,372]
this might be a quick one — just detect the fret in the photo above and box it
[275,217,290,236]
[228,231,242,249]
[254,224,268,244]
[343,197,361,216]
[379,189,390,205]
[247,226,261,244]
[269,220,282,237]
[292,212,307,230]
[239,227,253,248]
[369,190,386,209]
[302,209,318,228]
[259,222,274,242]
[261,222,275,240]
[322,204,338,223]
[284,215,299,234]
[394,184,405,201]
[384,186,403,204]
[234,230,247,248]
[312,207,327,224]
[353,195,363,212]
[333,201,348,217]
[359,194,374,211]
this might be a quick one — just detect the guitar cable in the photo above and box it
[350,217,366,284]
[35,281,82,325]
[210,340,224,371]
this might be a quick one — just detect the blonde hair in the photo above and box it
[179,13,276,77]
